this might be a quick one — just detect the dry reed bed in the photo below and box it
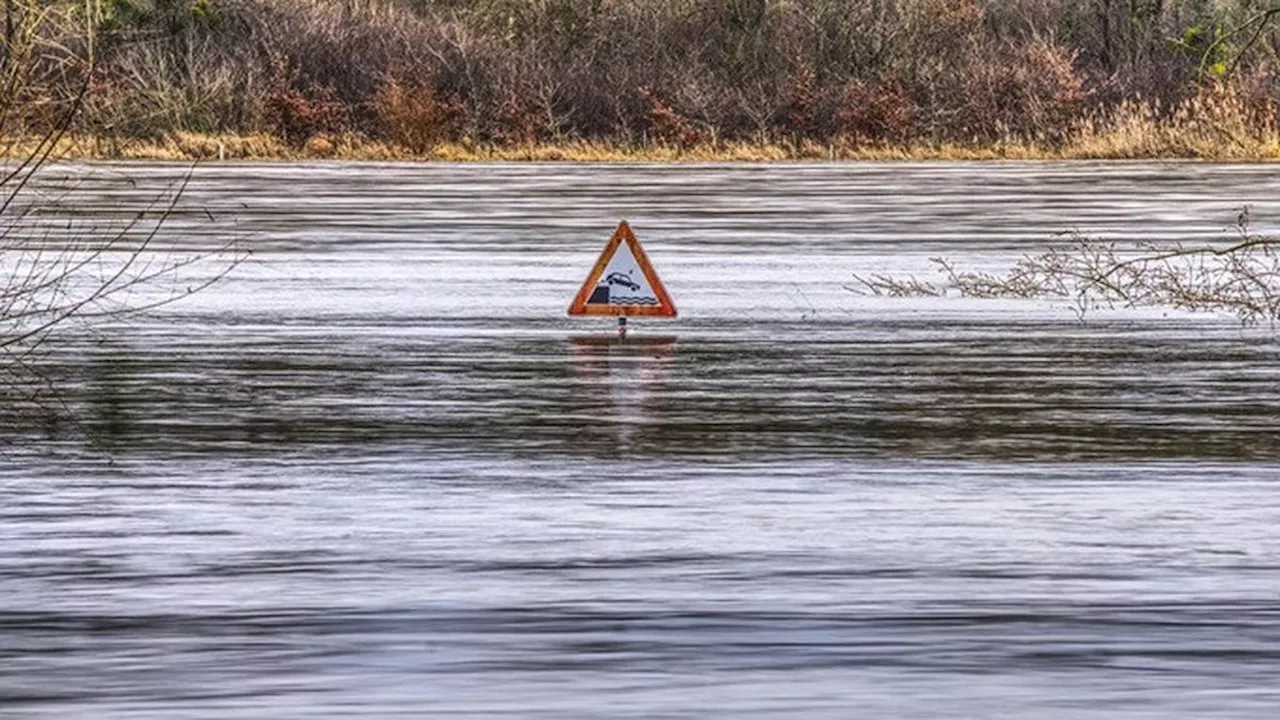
[16,89,1280,162]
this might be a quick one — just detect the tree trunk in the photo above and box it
[1096,0,1113,73]
[3,0,13,75]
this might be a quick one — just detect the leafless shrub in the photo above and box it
[2,1,245,436]
[932,37,1089,144]
[853,211,1280,325]
[848,272,943,298]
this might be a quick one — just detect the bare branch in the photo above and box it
[854,210,1280,325]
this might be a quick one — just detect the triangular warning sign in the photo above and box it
[568,221,677,317]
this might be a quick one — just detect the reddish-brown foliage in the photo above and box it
[837,79,919,144]
[491,91,542,146]
[263,56,350,146]
[639,86,702,148]
[373,75,465,152]
[779,64,819,139]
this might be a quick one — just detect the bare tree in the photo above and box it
[2,0,244,434]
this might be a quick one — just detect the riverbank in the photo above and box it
[19,125,1280,163]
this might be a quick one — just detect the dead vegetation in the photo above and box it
[853,210,1280,325]
[7,1,1280,159]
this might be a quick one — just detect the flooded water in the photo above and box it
[4,162,1280,717]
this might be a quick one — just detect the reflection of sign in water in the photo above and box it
[568,221,677,317]
[569,336,677,451]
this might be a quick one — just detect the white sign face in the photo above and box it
[589,240,661,307]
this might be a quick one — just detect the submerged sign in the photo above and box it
[567,221,677,317]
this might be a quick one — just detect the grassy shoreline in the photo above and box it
[17,129,1280,163]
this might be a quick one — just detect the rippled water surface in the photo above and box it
[4,162,1280,718]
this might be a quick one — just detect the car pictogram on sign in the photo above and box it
[606,272,640,291]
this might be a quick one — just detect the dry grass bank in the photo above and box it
[20,92,1280,162]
